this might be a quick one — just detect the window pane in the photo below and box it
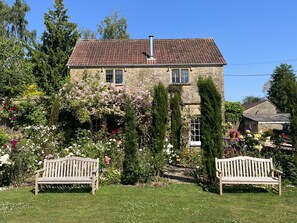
[172,69,180,83]
[115,70,123,84]
[106,70,113,83]
[181,69,189,83]
[190,117,201,142]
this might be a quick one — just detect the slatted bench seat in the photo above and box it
[35,157,99,195]
[215,156,282,195]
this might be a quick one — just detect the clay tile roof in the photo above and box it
[67,38,226,67]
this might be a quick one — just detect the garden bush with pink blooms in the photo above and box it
[0,76,158,186]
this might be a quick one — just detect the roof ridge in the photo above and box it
[77,37,214,42]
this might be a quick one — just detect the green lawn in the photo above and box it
[0,184,296,223]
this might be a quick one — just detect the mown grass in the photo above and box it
[0,184,296,223]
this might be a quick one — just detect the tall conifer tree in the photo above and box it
[121,99,139,185]
[32,0,79,95]
[198,77,223,182]
[170,91,182,151]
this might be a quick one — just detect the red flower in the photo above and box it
[9,106,17,111]
[3,144,7,149]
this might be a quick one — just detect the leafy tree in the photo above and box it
[0,0,36,97]
[0,0,10,37]
[286,80,297,165]
[198,77,223,182]
[170,91,182,151]
[242,96,263,105]
[150,82,168,175]
[0,37,34,96]
[97,10,130,39]
[79,28,97,39]
[268,64,297,112]
[225,101,243,124]
[32,0,79,95]
[121,99,139,185]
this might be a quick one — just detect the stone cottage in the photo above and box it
[67,36,227,147]
[240,100,290,132]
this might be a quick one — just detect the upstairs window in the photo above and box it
[172,69,189,84]
[105,69,123,84]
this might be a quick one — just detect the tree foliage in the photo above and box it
[286,80,297,160]
[32,0,79,95]
[0,37,34,96]
[151,82,168,154]
[268,64,297,112]
[242,96,263,105]
[79,28,97,39]
[121,99,139,185]
[225,101,243,124]
[0,0,36,97]
[170,91,182,151]
[198,77,223,182]
[97,10,130,39]
[150,82,168,175]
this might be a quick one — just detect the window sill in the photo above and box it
[190,141,201,147]
[170,83,191,86]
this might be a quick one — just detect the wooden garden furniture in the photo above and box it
[215,156,282,195]
[35,156,99,195]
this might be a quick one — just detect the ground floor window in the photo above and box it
[190,116,201,146]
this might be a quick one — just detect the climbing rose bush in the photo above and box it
[59,76,152,126]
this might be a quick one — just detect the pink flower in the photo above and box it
[104,156,111,165]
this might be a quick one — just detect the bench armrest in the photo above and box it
[35,169,45,174]
[272,168,283,175]
[216,168,222,176]
[92,167,99,175]
[35,169,45,176]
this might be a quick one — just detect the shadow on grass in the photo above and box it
[205,184,272,195]
[31,185,93,194]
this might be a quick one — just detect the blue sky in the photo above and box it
[7,0,297,102]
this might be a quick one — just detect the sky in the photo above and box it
[6,0,297,102]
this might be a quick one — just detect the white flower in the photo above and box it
[0,154,10,165]
[167,143,173,149]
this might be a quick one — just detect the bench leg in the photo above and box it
[35,182,38,195]
[219,180,223,195]
[92,177,96,195]
[279,175,282,196]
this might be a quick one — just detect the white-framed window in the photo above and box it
[172,68,189,84]
[190,116,201,146]
[105,69,123,84]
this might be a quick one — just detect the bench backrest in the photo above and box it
[42,157,99,178]
[215,156,274,178]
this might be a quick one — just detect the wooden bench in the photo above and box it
[35,157,99,195]
[215,156,282,195]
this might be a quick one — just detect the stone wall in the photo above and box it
[70,65,224,107]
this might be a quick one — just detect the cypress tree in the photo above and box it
[150,82,168,175]
[170,92,182,151]
[151,82,168,154]
[197,77,223,182]
[121,99,139,185]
